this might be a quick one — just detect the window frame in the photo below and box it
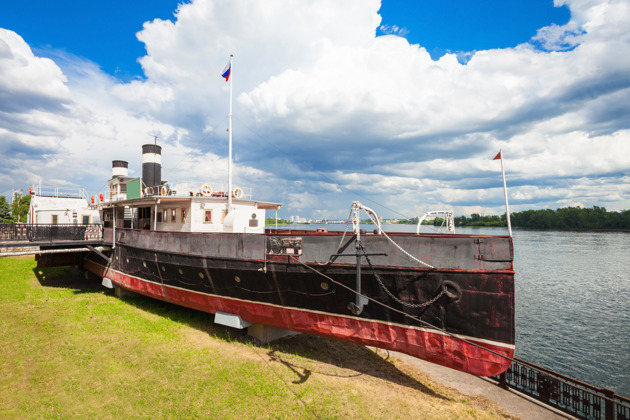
[203,209,213,224]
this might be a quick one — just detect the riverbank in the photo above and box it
[0,256,514,419]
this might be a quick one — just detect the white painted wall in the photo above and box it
[28,195,100,224]
[152,198,266,233]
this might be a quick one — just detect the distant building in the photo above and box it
[28,190,100,225]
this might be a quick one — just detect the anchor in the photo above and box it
[331,237,387,316]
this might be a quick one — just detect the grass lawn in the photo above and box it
[0,256,512,419]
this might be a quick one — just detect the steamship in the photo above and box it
[76,144,515,377]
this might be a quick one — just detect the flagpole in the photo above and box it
[227,54,233,213]
[497,149,513,237]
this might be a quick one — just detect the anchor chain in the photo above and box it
[374,271,447,309]
[362,245,445,309]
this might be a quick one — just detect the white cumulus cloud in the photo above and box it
[1,0,630,219]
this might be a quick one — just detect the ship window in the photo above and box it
[171,209,176,222]
[157,212,162,223]
[138,207,151,219]
[51,215,58,225]
[181,208,186,223]
[163,209,168,222]
[204,210,213,224]
[82,215,90,225]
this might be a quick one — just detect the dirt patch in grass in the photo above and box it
[0,257,515,419]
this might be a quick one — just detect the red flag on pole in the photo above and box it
[493,151,502,160]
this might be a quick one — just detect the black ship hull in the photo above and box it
[84,227,515,376]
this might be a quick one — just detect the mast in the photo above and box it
[494,149,512,237]
[227,54,234,213]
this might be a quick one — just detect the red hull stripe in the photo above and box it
[86,259,514,377]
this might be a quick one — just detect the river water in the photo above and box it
[280,223,630,396]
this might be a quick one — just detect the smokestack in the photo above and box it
[142,144,162,190]
[112,160,128,178]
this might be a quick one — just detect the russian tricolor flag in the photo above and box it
[221,60,231,81]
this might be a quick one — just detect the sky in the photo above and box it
[1,0,629,220]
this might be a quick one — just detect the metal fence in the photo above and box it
[0,224,102,243]
[492,357,630,420]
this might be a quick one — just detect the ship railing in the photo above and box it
[0,223,103,244]
[31,185,89,200]
[416,210,455,234]
[164,183,254,200]
[491,357,630,420]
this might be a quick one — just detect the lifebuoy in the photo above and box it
[161,186,167,196]
[200,184,212,197]
[232,187,243,199]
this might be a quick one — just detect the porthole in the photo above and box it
[235,276,241,283]
[178,268,183,275]
[320,282,329,290]
[199,272,205,279]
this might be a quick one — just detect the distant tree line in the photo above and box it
[451,206,630,230]
[270,206,630,230]
[265,218,292,225]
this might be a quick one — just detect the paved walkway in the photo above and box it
[390,351,575,420]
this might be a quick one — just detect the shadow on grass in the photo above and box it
[31,267,447,400]
[117,290,447,400]
[265,337,445,399]
[32,265,103,294]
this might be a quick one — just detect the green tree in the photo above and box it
[10,193,31,223]
[0,197,13,223]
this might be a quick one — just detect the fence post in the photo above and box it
[603,388,615,420]
[499,371,508,389]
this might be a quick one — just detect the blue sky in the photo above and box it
[378,1,570,59]
[2,1,570,77]
[1,0,629,220]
